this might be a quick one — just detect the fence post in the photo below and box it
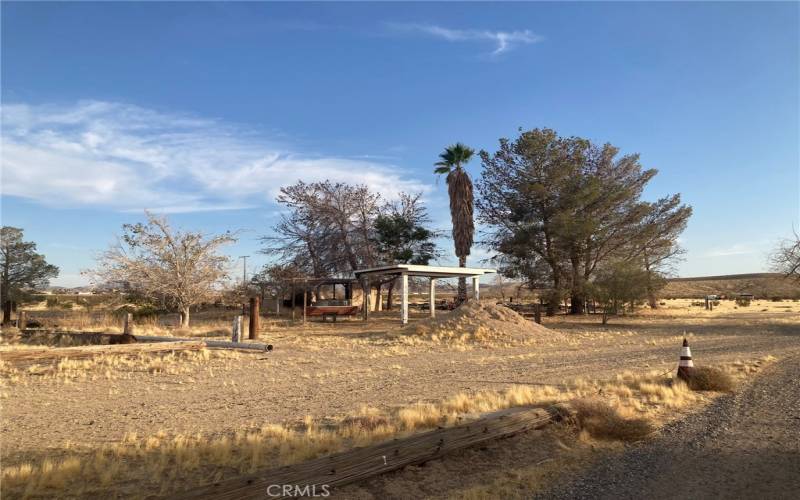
[249,297,260,340]
[534,303,542,324]
[231,315,242,343]
[17,311,27,329]
[291,282,296,322]
[124,313,134,335]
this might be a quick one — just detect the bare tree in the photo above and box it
[91,212,235,327]
[770,231,800,281]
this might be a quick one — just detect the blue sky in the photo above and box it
[1,2,798,287]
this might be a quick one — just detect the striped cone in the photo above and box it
[677,338,694,381]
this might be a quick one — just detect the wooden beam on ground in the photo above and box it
[0,341,207,368]
[176,406,556,500]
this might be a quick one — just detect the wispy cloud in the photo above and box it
[703,241,769,258]
[389,23,543,56]
[1,101,427,213]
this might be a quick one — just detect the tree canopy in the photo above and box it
[1,226,59,323]
[770,231,800,281]
[91,212,235,327]
[477,128,691,314]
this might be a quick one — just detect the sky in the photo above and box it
[1,1,798,287]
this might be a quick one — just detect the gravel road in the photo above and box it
[538,352,800,499]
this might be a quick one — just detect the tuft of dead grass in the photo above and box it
[683,366,735,392]
[570,398,654,441]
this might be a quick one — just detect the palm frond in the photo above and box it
[434,165,452,174]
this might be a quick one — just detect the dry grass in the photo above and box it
[682,366,736,392]
[0,348,240,386]
[570,398,654,441]
[2,355,774,499]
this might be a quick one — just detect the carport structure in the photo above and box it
[354,264,496,324]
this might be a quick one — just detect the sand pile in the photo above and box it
[403,301,558,345]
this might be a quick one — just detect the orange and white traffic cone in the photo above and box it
[677,338,694,381]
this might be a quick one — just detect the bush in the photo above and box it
[682,366,735,392]
[59,302,74,310]
[770,296,783,302]
[735,297,751,307]
[46,297,59,309]
[571,398,654,441]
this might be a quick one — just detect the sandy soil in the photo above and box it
[2,299,797,469]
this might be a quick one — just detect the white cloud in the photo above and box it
[1,100,427,213]
[390,23,543,56]
[703,241,768,258]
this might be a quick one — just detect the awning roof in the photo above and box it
[354,264,496,278]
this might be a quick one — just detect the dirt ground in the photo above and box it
[1,298,799,497]
[3,300,797,453]
[537,352,800,499]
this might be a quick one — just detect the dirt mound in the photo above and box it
[402,301,558,345]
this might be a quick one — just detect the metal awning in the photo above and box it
[354,264,496,278]
[354,264,496,324]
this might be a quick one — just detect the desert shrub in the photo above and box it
[683,366,735,392]
[133,305,168,321]
[735,297,751,307]
[59,302,74,310]
[46,297,59,309]
[570,398,653,441]
[770,296,783,302]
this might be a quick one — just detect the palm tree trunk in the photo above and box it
[457,255,467,303]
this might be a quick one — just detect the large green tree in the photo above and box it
[435,143,476,303]
[373,193,438,309]
[1,227,59,323]
[478,128,691,314]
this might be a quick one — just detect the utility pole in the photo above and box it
[239,255,250,286]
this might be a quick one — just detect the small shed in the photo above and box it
[354,264,496,324]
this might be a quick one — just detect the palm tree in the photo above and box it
[435,143,475,304]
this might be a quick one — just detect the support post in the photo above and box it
[17,311,27,330]
[2,301,11,325]
[534,303,542,324]
[429,278,436,318]
[249,297,260,340]
[401,273,409,325]
[303,283,307,324]
[362,276,370,321]
[291,282,296,321]
[123,313,133,335]
[472,276,480,302]
[231,315,242,343]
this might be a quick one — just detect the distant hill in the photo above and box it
[663,273,800,299]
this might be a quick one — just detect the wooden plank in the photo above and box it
[0,341,207,368]
[176,406,555,500]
